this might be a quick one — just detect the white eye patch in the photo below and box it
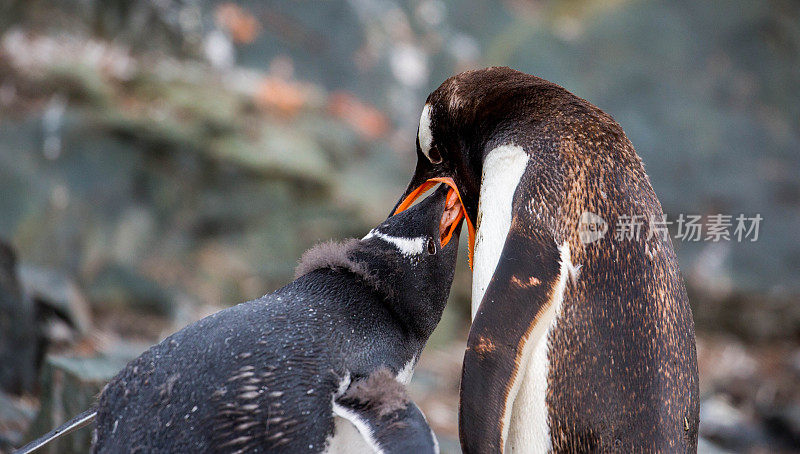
[418,103,434,162]
[363,230,425,257]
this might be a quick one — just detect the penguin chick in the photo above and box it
[75,185,461,454]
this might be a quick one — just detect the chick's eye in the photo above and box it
[427,238,436,255]
[428,145,442,164]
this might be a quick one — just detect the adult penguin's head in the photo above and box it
[392,66,560,267]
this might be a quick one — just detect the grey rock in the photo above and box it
[699,395,770,452]
[87,263,174,316]
[0,240,37,395]
[697,437,733,454]
[22,352,138,454]
[19,264,92,335]
[0,388,36,451]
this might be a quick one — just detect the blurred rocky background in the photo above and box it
[0,0,798,452]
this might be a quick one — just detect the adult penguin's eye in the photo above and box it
[428,145,442,164]
[427,238,436,255]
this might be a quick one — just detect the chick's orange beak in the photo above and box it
[393,177,476,269]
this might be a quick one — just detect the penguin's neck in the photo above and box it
[471,144,530,318]
[347,250,433,340]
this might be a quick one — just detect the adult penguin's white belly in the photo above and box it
[471,144,530,318]
[505,243,571,453]
[470,144,571,453]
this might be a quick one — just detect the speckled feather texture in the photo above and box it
[92,186,458,453]
[402,67,699,453]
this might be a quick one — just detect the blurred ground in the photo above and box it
[0,0,798,452]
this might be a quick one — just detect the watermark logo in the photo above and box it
[578,211,608,244]
[577,212,762,244]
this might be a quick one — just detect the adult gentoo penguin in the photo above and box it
[17,185,465,454]
[393,67,699,452]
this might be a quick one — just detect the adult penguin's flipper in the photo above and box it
[334,369,438,454]
[459,215,568,453]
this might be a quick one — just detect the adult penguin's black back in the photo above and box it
[392,67,699,452]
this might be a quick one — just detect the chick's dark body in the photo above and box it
[94,270,424,453]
